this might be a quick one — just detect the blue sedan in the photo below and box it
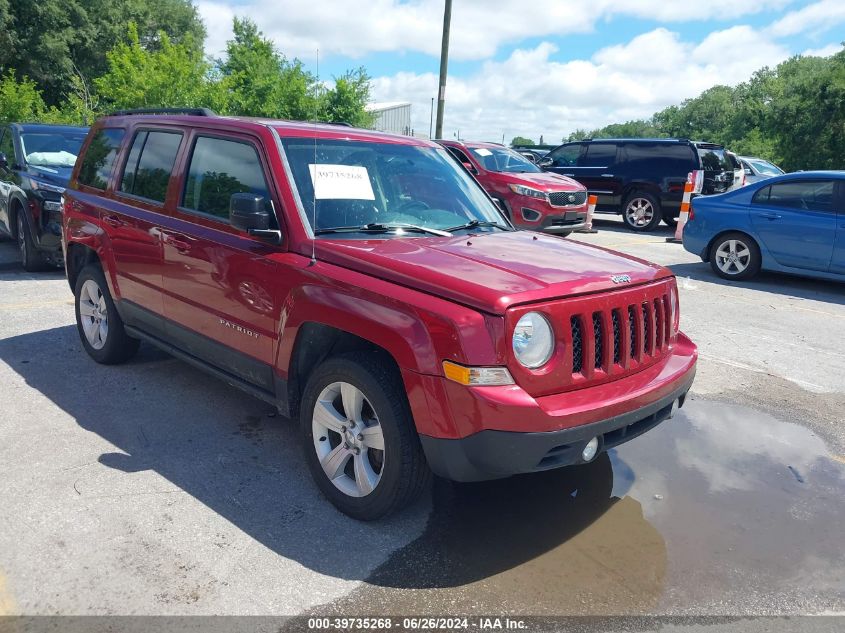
[682,171,845,281]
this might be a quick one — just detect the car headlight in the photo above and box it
[513,312,554,368]
[28,177,65,194]
[508,184,547,200]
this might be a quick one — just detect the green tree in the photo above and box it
[94,23,212,111]
[0,71,49,123]
[563,129,590,143]
[217,18,317,120]
[322,68,375,127]
[511,136,534,146]
[0,0,205,107]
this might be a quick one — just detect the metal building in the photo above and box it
[366,102,412,136]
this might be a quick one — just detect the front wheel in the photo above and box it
[622,192,662,231]
[300,352,430,520]
[709,232,761,280]
[17,212,48,272]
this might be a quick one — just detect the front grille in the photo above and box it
[564,285,672,381]
[548,190,587,207]
[571,316,583,374]
[592,313,603,369]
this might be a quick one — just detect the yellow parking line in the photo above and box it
[830,454,845,465]
[0,571,16,616]
[0,299,72,310]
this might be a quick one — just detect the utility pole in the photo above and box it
[429,97,434,139]
[434,0,452,140]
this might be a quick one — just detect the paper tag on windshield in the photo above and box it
[473,148,493,157]
[308,164,375,200]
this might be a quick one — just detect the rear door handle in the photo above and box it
[162,232,194,253]
[563,173,575,177]
[760,212,782,220]
[601,174,615,178]
[102,214,126,228]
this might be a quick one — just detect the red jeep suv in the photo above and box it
[63,110,697,520]
[439,140,588,235]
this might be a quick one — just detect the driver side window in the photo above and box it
[548,144,580,167]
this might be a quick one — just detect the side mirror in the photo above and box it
[538,157,553,168]
[461,161,478,175]
[0,153,8,170]
[230,193,281,244]
[744,168,752,175]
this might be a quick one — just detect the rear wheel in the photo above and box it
[709,232,761,280]
[622,192,662,231]
[300,352,430,520]
[17,212,48,272]
[74,265,140,363]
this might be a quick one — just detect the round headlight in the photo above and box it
[512,312,554,368]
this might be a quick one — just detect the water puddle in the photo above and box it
[315,398,845,615]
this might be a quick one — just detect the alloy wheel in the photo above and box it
[312,381,385,498]
[78,279,109,350]
[715,239,751,276]
[625,198,654,227]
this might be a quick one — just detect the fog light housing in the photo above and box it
[582,437,599,462]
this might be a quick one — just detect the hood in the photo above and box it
[502,171,582,192]
[315,231,671,314]
[26,164,74,189]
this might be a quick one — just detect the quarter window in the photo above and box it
[755,180,835,212]
[78,128,125,190]
[120,131,182,203]
[182,136,271,221]
[580,143,616,168]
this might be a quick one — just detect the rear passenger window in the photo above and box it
[182,136,271,221]
[120,131,182,203]
[580,143,616,167]
[78,128,125,190]
[623,143,696,173]
[762,180,835,212]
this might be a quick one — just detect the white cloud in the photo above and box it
[197,0,795,60]
[802,42,844,57]
[371,26,791,142]
[768,0,845,37]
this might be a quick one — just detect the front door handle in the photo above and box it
[601,174,615,178]
[760,212,782,220]
[161,232,194,253]
[563,173,575,177]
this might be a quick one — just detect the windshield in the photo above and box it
[470,146,541,173]
[281,138,509,238]
[21,131,87,168]
[748,159,783,176]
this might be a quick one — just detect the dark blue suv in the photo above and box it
[0,123,89,270]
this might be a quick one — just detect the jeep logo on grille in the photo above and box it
[611,274,631,284]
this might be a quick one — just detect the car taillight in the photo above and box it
[688,170,704,194]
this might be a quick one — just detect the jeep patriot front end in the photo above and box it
[63,112,697,519]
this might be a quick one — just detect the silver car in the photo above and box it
[738,155,784,184]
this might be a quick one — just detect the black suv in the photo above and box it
[540,138,735,231]
[0,123,89,270]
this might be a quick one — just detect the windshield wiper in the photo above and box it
[444,219,510,233]
[315,223,451,237]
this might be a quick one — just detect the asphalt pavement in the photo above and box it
[0,222,842,620]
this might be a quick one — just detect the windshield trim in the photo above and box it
[271,126,315,239]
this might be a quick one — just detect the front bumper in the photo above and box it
[414,333,697,481]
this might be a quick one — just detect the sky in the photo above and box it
[195,0,845,143]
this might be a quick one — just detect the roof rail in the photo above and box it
[109,107,217,117]
[327,121,354,127]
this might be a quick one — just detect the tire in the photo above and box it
[74,264,140,364]
[16,211,48,272]
[622,192,662,232]
[661,214,678,228]
[300,351,430,520]
[709,232,761,281]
